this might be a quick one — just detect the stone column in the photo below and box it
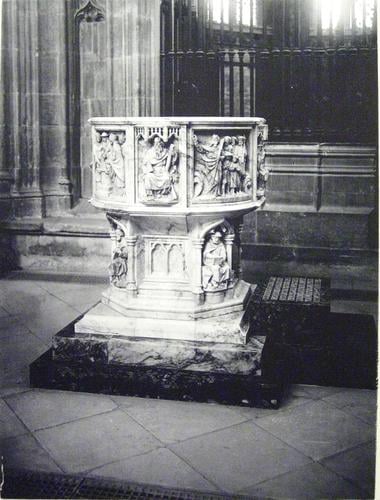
[3,0,44,217]
[38,0,73,215]
[191,238,205,304]
[224,234,235,270]
[235,219,244,279]
[1,0,73,218]
[125,236,138,296]
[0,0,13,219]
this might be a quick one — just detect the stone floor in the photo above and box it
[0,269,377,498]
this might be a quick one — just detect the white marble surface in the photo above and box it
[75,302,252,345]
[85,117,267,346]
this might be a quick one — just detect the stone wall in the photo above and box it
[242,143,377,256]
[0,0,161,218]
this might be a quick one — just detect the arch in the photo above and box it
[199,218,235,241]
[168,244,185,275]
[151,242,166,274]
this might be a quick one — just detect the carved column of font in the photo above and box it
[192,239,205,301]
[125,236,138,295]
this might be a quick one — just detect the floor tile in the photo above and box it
[34,409,161,474]
[35,281,103,312]
[239,461,367,499]
[118,398,246,444]
[291,384,344,400]
[0,386,31,398]
[0,333,48,371]
[0,365,30,388]
[0,433,62,473]
[0,280,49,314]
[170,421,311,493]
[321,388,377,408]
[90,447,220,492]
[0,316,32,339]
[321,440,376,497]
[0,398,28,440]
[255,400,375,461]
[231,394,314,420]
[5,390,117,431]
[0,332,46,389]
[15,294,81,344]
[322,389,377,426]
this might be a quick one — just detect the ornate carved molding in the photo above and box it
[75,0,105,23]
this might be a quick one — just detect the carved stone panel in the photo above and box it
[107,216,128,288]
[136,127,180,205]
[202,227,234,291]
[192,132,252,203]
[144,236,187,281]
[93,130,127,198]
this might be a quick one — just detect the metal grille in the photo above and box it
[2,469,254,499]
[262,277,322,303]
[160,0,377,143]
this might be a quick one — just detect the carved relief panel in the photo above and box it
[144,236,188,282]
[201,225,235,292]
[107,216,129,288]
[93,130,127,198]
[136,126,180,205]
[192,131,252,203]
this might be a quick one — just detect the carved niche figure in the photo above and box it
[256,132,269,199]
[93,131,126,196]
[193,134,251,200]
[108,133,125,191]
[109,223,128,288]
[202,229,231,291]
[140,135,179,202]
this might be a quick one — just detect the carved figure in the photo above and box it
[109,226,128,287]
[108,133,125,191]
[193,134,224,198]
[142,136,178,201]
[234,135,251,194]
[256,133,269,198]
[202,230,231,290]
[226,136,242,195]
[93,131,126,196]
[221,136,234,195]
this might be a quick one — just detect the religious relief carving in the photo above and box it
[107,217,128,288]
[256,131,269,199]
[137,134,179,204]
[202,229,232,291]
[93,131,126,197]
[193,134,251,201]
